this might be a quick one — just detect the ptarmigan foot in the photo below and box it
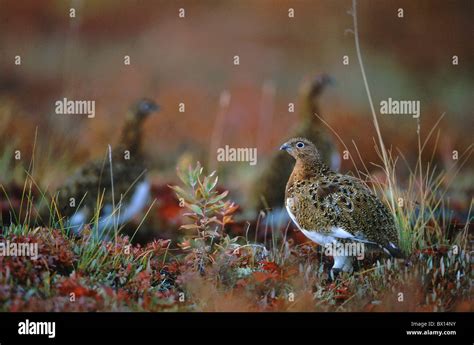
[329,255,353,281]
[329,268,342,281]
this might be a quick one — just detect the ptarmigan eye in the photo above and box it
[296,142,305,148]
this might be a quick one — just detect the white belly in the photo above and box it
[300,229,336,245]
[285,197,336,245]
[67,180,151,234]
[285,197,362,246]
[99,180,151,230]
[68,209,87,234]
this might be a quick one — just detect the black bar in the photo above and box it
[0,312,471,345]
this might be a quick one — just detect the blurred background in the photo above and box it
[0,0,472,223]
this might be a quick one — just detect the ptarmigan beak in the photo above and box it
[136,99,160,116]
[143,102,159,114]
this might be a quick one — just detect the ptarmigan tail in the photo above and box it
[381,242,405,259]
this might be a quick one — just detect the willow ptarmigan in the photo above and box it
[252,74,339,214]
[281,137,402,278]
[56,99,159,234]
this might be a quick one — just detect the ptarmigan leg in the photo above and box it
[331,253,353,280]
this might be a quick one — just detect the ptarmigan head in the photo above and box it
[300,73,334,102]
[119,98,160,152]
[131,98,160,119]
[297,74,334,119]
[280,137,321,160]
[280,137,330,174]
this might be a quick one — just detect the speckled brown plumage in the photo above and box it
[55,99,159,229]
[252,74,339,212]
[281,137,401,275]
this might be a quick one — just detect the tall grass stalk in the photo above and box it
[349,0,472,255]
[351,0,395,211]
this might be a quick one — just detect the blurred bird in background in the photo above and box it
[52,99,159,235]
[251,74,339,221]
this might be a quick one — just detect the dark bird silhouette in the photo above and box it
[54,99,159,234]
[252,74,339,216]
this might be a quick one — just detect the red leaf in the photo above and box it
[252,271,278,283]
[261,261,279,273]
